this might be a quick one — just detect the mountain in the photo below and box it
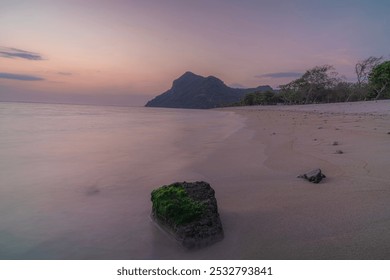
[145,71,273,109]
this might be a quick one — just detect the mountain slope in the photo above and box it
[145,72,273,109]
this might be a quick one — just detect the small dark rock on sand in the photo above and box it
[298,169,326,184]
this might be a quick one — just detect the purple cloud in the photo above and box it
[0,46,44,60]
[0,72,44,81]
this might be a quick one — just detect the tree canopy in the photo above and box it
[369,61,390,99]
[355,56,383,87]
[226,55,389,108]
[279,65,341,104]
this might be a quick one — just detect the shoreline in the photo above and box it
[226,99,390,115]
[188,100,390,259]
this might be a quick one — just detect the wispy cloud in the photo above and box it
[255,72,303,79]
[57,72,73,76]
[0,72,44,81]
[0,46,44,60]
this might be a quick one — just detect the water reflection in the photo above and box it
[0,102,243,259]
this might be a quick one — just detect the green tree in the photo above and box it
[301,65,341,103]
[355,56,383,87]
[243,92,256,105]
[242,90,277,105]
[279,78,306,104]
[369,61,390,100]
[353,56,383,101]
[329,81,354,103]
[279,65,341,104]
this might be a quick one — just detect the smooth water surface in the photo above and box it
[0,102,244,259]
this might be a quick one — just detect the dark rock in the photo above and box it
[298,169,326,184]
[151,181,224,249]
[145,71,273,109]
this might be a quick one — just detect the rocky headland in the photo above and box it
[145,71,272,109]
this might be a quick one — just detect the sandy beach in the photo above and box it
[185,100,390,259]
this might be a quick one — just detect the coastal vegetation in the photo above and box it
[229,90,280,106]
[369,60,390,100]
[151,183,205,225]
[234,57,390,107]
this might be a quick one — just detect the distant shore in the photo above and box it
[187,99,390,259]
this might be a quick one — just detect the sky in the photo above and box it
[0,0,389,106]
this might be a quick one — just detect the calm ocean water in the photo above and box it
[0,102,244,259]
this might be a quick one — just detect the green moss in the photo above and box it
[151,183,205,225]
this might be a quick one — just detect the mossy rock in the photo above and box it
[151,181,224,249]
[151,183,205,225]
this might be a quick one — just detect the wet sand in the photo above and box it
[184,100,390,259]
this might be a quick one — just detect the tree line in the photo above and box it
[233,57,390,106]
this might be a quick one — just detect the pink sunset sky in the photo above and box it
[0,0,389,106]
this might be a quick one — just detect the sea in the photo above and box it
[0,102,244,259]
